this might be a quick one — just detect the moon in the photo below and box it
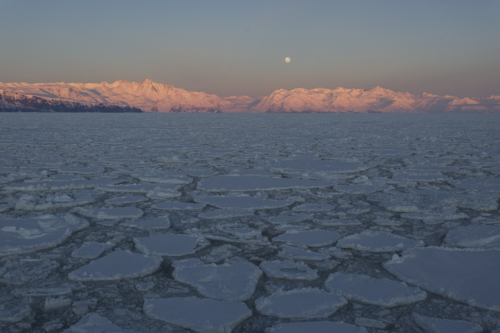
[285,57,291,63]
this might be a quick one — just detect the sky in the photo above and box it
[0,0,499,98]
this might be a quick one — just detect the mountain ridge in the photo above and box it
[1,79,499,113]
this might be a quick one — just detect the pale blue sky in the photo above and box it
[1,0,499,98]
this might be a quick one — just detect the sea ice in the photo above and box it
[265,321,368,333]
[143,297,252,333]
[134,233,207,256]
[273,229,340,247]
[278,245,330,261]
[62,312,141,333]
[68,250,162,281]
[259,260,319,280]
[105,196,148,205]
[74,207,143,220]
[121,216,171,230]
[0,214,89,257]
[198,175,331,192]
[444,225,500,249]
[255,288,347,319]
[292,203,335,212]
[71,241,114,259]
[196,195,294,210]
[384,247,500,311]
[153,201,206,210]
[336,230,424,252]
[267,214,312,224]
[412,313,483,333]
[198,209,255,219]
[325,273,427,307]
[172,258,262,301]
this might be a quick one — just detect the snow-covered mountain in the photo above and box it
[248,86,500,113]
[0,79,252,113]
[1,79,499,113]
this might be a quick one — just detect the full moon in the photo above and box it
[285,57,290,63]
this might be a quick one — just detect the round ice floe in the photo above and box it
[143,297,252,333]
[74,207,143,220]
[292,203,335,212]
[273,230,340,247]
[153,201,206,210]
[335,184,388,195]
[278,245,330,261]
[105,196,148,205]
[61,313,141,333]
[0,305,31,323]
[71,241,114,259]
[267,214,312,224]
[316,219,361,226]
[134,233,207,256]
[383,247,500,311]
[0,214,89,257]
[259,260,318,280]
[265,321,368,333]
[172,258,262,301]
[122,216,171,230]
[198,209,255,219]
[196,195,295,210]
[412,313,483,333]
[255,288,347,319]
[444,225,500,249]
[68,250,162,281]
[198,175,331,192]
[325,273,427,307]
[336,230,424,252]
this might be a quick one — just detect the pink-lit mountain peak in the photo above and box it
[0,79,499,113]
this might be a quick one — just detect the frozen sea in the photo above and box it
[1,113,500,333]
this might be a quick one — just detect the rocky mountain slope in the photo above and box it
[1,79,499,113]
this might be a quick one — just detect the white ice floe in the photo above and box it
[198,209,255,219]
[384,247,500,311]
[354,317,387,329]
[74,207,143,220]
[0,305,31,323]
[196,195,295,210]
[0,214,89,257]
[402,212,468,225]
[45,297,71,311]
[412,313,483,333]
[292,203,335,212]
[336,230,424,252]
[255,288,347,319]
[335,183,388,194]
[71,241,114,259]
[121,216,171,230]
[153,201,206,210]
[134,170,191,184]
[99,183,180,193]
[373,218,403,227]
[134,233,207,256]
[68,250,162,281]
[267,214,312,224]
[273,229,340,247]
[325,273,427,307]
[444,225,500,249]
[143,297,252,333]
[4,179,119,192]
[62,312,142,333]
[14,191,95,211]
[201,244,242,263]
[278,245,330,261]
[172,258,262,301]
[265,321,368,333]
[11,287,72,297]
[198,175,332,192]
[316,219,361,226]
[105,196,148,205]
[259,260,318,280]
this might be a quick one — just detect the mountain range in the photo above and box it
[1,78,499,113]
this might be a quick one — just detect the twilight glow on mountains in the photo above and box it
[1,0,499,112]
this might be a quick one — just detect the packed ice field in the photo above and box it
[0,113,500,333]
